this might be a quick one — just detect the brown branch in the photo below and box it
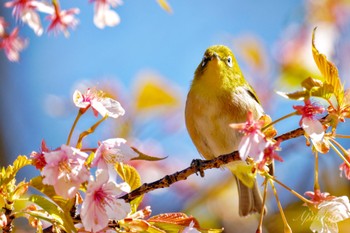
[120,126,306,202]
[3,206,14,233]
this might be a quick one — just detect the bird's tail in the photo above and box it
[235,176,265,217]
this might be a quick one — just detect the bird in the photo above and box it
[185,45,265,216]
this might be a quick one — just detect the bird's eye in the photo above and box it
[201,56,207,67]
[226,56,232,67]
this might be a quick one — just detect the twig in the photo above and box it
[3,207,14,233]
[120,126,306,202]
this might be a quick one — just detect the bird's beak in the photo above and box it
[212,52,220,61]
[210,52,221,66]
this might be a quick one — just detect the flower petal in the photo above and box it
[238,133,266,162]
[73,90,90,108]
[96,98,125,118]
[302,117,325,142]
[94,3,121,29]
[81,170,131,232]
[21,10,43,36]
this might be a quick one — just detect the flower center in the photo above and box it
[94,188,115,209]
[102,150,122,164]
[58,158,72,174]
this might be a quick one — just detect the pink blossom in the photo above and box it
[21,9,43,35]
[293,99,325,143]
[339,150,350,179]
[92,138,138,180]
[47,2,79,37]
[81,169,130,232]
[238,132,267,162]
[6,0,40,19]
[41,144,89,199]
[0,213,7,228]
[73,89,125,118]
[92,0,123,29]
[0,17,8,36]
[5,0,53,36]
[305,190,334,205]
[230,112,268,162]
[30,140,49,170]
[0,27,28,62]
[258,140,283,170]
[308,195,350,233]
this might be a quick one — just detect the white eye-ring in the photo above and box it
[201,56,207,67]
[226,56,233,67]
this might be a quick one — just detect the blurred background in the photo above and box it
[1,0,350,232]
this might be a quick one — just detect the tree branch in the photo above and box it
[120,126,306,202]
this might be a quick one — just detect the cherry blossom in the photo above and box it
[5,0,53,36]
[0,213,7,228]
[0,27,28,62]
[257,140,283,171]
[73,89,125,118]
[293,99,325,143]
[0,17,7,36]
[339,150,350,179]
[5,0,41,19]
[81,169,130,232]
[309,196,350,233]
[41,144,89,199]
[47,2,80,37]
[305,190,334,205]
[92,0,123,29]
[230,112,268,162]
[304,190,350,233]
[30,140,49,170]
[92,138,138,180]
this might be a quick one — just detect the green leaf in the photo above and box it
[146,225,167,233]
[12,155,32,173]
[28,194,77,233]
[311,83,335,99]
[30,176,56,198]
[312,27,344,104]
[301,77,323,90]
[12,181,29,200]
[149,222,183,233]
[148,212,194,233]
[115,163,141,191]
[30,176,75,214]
[115,163,143,212]
[16,209,55,224]
[277,90,307,100]
[148,213,223,233]
[85,151,95,167]
[149,222,223,233]
[131,147,167,161]
[301,77,335,99]
[0,155,32,186]
[277,76,336,101]
[0,195,5,209]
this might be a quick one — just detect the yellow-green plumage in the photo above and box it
[185,45,265,216]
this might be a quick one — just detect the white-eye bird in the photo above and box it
[185,45,265,216]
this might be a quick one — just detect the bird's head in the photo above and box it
[193,45,245,90]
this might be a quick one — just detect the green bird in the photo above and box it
[185,45,265,216]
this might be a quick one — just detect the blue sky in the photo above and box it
[0,0,303,160]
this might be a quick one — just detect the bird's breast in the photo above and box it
[185,92,240,159]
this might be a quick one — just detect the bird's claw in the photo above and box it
[191,159,205,177]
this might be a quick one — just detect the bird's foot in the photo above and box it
[191,159,205,177]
